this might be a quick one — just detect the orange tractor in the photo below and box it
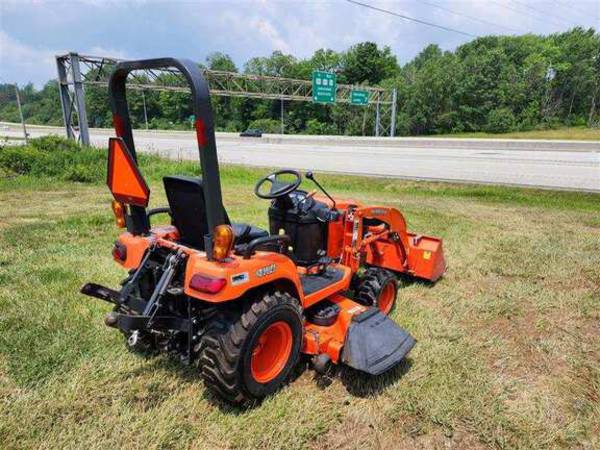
[81,58,446,405]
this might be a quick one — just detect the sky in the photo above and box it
[0,0,598,87]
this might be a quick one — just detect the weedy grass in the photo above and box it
[436,126,600,141]
[0,139,598,449]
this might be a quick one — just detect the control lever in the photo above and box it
[298,189,318,214]
[305,171,336,210]
[305,250,333,276]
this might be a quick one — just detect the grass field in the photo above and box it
[1,145,599,449]
[437,126,600,141]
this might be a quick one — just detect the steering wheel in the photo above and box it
[254,169,302,199]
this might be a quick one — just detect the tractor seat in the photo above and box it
[163,175,268,249]
[232,223,269,243]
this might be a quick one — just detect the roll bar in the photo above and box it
[108,58,227,243]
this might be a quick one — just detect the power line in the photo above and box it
[488,0,560,28]
[344,0,478,38]
[422,0,525,34]
[509,0,577,28]
[550,0,598,23]
[511,0,580,26]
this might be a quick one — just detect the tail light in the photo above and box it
[190,274,226,294]
[111,200,126,228]
[112,241,127,262]
[212,224,233,260]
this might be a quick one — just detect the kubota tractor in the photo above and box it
[81,58,446,405]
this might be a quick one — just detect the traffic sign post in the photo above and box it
[312,71,336,104]
[350,90,369,105]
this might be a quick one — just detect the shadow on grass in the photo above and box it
[127,353,200,382]
[199,359,313,414]
[313,357,413,398]
[398,273,437,290]
[124,339,413,412]
[126,354,257,414]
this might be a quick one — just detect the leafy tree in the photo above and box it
[342,42,399,84]
[485,107,516,132]
[206,52,238,72]
[244,51,299,77]
[1,30,598,136]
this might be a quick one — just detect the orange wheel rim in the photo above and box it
[378,282,396,314]
[251,321,293,383]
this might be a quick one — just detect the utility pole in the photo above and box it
[280,98,284,134]
[375,101,381,137]
[14,84,28,144]
[142,90,149,130]
[390,88,397,137]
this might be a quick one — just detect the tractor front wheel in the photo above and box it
[355,268,398,315]
[198,291,303,405]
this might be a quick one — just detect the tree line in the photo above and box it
[0,27,598,136]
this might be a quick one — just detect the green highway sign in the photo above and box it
[312,71,337,104]
[350,90,369,105]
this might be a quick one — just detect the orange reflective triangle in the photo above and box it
[107,137,150,207]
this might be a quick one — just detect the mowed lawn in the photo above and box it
[0,158,599,449]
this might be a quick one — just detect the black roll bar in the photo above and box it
[108,58,227,246]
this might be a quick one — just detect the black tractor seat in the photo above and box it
[232,223,269,243]
[163,175,268,249]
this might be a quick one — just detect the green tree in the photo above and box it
[342,42,399,84]
[206,52,238,72]
[1,29,598,136]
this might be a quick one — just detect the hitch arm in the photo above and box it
[143,251,186,325]
[80,283,121,305]
[119,243,156,301]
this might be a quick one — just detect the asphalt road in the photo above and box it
[2,123,599,192]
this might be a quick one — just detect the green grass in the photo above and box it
[1,141,599,449]
[434,126,600,141]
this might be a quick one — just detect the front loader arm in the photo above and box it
[342,206,410,273]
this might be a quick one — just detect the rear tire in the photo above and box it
[198,291,303,405]
[354,268,398,315]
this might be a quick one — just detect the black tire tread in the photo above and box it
[197,291,301,405]
[355,267,398,312]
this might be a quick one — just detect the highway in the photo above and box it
[2,123,598,192]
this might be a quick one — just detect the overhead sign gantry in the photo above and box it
[55,52,397,145]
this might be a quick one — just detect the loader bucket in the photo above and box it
[407,233,446,282]
[341,308,415,375]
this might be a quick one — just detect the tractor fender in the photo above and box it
[184,251,303,303]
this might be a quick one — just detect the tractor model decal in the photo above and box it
[256,264,277,277]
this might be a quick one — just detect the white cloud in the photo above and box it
[0,30,129,86]
[250,18,291,53]
[0,0,597,86]
[85,46,129,60]
[0,30,55,85]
